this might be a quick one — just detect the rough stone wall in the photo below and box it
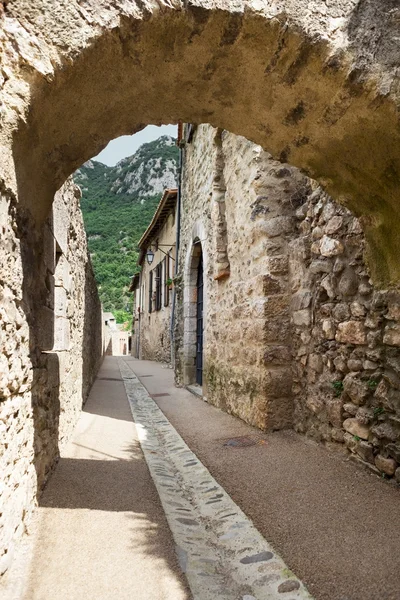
[176,124,400,482]
[1,1,400,284]
[291,189,400,480]
[0,179,102,576]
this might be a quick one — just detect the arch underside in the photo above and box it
[2,0,400,284]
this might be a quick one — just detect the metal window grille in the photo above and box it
[155,263,162,311]
[164,255,169,307]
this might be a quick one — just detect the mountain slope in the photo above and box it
[74,135,178,316]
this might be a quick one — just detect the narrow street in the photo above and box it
[18,357,400,600]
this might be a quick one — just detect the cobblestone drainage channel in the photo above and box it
[119,359,313,600]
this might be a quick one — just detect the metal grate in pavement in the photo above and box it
[137,374,153,378]
[97,377,122,382]
[151,393,171,398]
[221,435,268,448]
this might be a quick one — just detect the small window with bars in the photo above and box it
[148,270,153,313]
[155,263,162,311]
[163,255,169,307]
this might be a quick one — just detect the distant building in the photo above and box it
[130,189,177,361]
[103,311,117,330]
[103,310,130,356]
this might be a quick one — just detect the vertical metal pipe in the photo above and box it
[170,135,184,367]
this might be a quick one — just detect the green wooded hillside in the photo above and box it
[74,135,178,317]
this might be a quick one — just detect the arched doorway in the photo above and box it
[182,231,207,390]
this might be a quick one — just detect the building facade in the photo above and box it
[131,189,177,362]
[173,124,400,480]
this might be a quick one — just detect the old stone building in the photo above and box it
[131,189,177,362]
[175,124,400,481]
[103,311,130,356]
[1,0,400,582]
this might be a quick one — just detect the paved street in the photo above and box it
[14,356,400,600]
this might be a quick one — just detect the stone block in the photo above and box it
[332,303,350,321]
[347,359,362,371]
[343,418,369,440]
[36,306,55,351]
[386,292,400,320]
[309,353,323,373]
[267,255,288,274]
[263,296,290,319]
[54,286,67,318]
[375,455,397,476]
[371,422,399,442]
[309,259,331,274]
[263,345,291,365]
[52,192,69,254]
[326,398,343,428]
[320,235,344,257]
[42,222,56,273]
[291,291,312,311]
[263,318,290,343]
[256,216,295,238]
[383,324,400,346]
[350,302,366,318]
[387,443,400,463]
[322,319,335,340]
[306,394,324,414]
[46,352,60,389]
[53,317,70,351]
[292,309,311,327]
[355,440,375,463]
[355,407,373,425]
[264,369,292,398]
[331,427,345,443]
[338,268,358,296]
[325,216,343,235]
[54,255,72,291]
[344,431,358,451]
[343,375,369,406]
[336,321,366,345]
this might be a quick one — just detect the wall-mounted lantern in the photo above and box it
[146,249,155,265]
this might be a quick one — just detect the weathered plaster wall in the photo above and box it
[136,213,176,363]
[0,179,102,576]
[176,124,400,482]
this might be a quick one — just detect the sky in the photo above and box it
[94,124,178,166]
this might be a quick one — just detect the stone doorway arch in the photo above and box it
[183,225,208,389]
[2,0,400,284]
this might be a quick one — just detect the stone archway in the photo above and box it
[1,0,400,283]
[2,0,400,576]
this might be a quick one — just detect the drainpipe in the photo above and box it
[137,269,142,358]
[170,133,184,367]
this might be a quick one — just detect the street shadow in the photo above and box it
[81,259,103,405]
[82,379,133,422]
[36,438,192,599]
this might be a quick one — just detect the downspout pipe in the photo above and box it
[170,135,184,367]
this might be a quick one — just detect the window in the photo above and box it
[148,270,153,313]
[155,263,162,311]
[163,256,169,307]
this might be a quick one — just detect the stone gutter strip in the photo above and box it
[119,359,313,600]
